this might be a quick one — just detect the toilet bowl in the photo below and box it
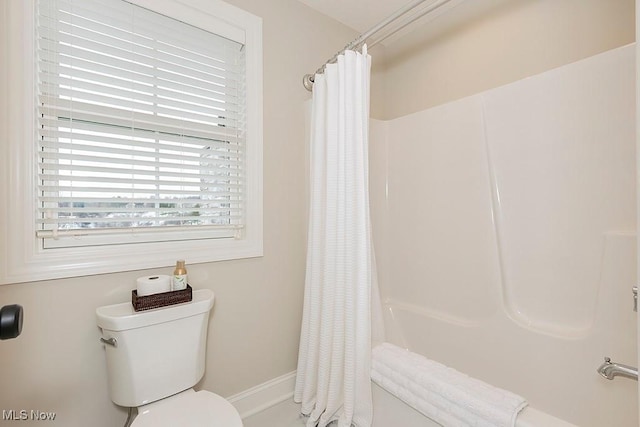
[131,389,242,427]
[96,289,242,426]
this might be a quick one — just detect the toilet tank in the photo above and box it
[96,289,214,407]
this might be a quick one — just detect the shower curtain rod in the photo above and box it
[302,0,455,91]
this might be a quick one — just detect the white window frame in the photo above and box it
[0,0,263,284]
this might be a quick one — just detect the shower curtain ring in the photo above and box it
[303,74,315,91]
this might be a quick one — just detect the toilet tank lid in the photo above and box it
[96,289,214,331]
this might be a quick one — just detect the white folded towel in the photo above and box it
[371,343,527,427]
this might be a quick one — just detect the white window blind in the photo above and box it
[36,0,246,248]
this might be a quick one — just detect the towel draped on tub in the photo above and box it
[371,343,528,427]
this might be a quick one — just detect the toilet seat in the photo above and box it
[131,389,243,427]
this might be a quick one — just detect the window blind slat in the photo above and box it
[38,12,243,65]
[38,162,241,181]
[40,128,242,152]
[37,214,242,225]
[39,204,239,213]
[38,34,243,88]
[39,119,241,145]
[39,74,240,119]
[42,34,241,91]
[39,104,240,142]
[38,195,241,204]
[43,19,242,77]
[39,174,243,189]
[38,152,243,175]
[38,185,243,198]
[40,41,242,97]
[35,224,241,240]
[39,93,239,129]
[38,144,244,167]
[38,59,241,106]
[46,0,243,57]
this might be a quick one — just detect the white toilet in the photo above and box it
[96,289,243,426]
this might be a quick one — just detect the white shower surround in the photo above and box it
[369,44,637,427]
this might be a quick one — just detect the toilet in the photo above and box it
[96,289,242,426]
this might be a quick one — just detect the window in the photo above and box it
[0,0,262,283]
[37,0,247,248]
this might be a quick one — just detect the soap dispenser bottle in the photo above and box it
[173,260,188,291]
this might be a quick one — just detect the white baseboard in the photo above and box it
[227,370,297,419]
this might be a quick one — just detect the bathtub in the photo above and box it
[371,382,577,427]
[368,45,638,427]
[376,290,637,427]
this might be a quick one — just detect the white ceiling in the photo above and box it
[295,0,416,34]
[295,0,515,48]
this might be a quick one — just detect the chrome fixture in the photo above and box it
[100,337,117,347]
[302,0,456,90]
[632,286,637,312]
[597,357,638,381]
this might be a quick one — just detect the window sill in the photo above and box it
[1,232,263,284]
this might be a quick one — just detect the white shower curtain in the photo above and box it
[294,46,380,427]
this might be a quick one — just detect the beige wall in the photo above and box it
[372,0,635,120]
[0,1,355,426]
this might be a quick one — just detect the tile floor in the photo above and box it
[242,398,307,427]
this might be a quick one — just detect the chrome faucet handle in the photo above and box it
[633,286,638,312]
[604,357,611,364]
[100,337,117,347]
